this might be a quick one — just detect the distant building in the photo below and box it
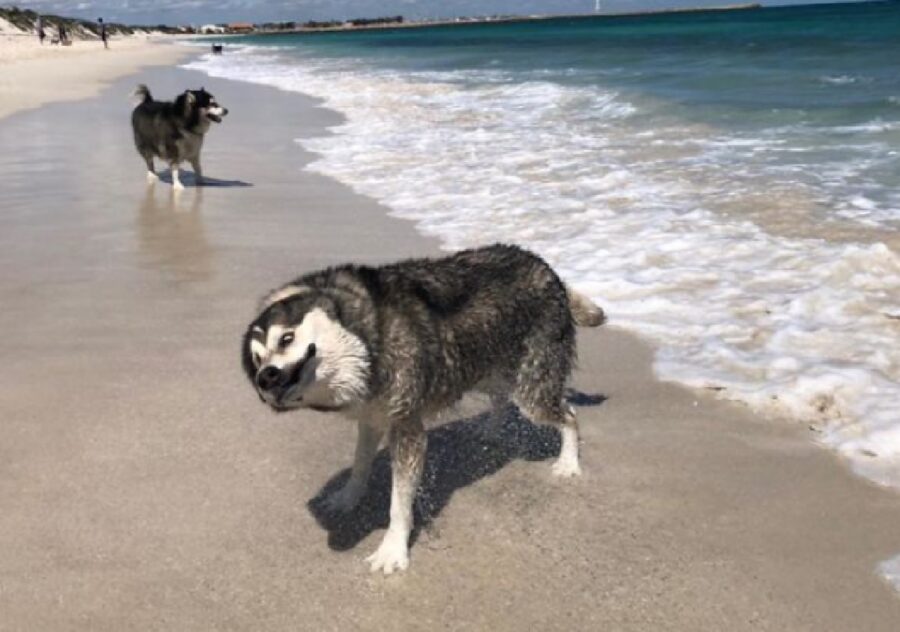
[227,22,254,33]
[199,24,226,34]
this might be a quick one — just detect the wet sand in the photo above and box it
[1,66,899,630]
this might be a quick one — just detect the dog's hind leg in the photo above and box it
[517,396,582,478]
[366,418,426,574]
[324,421,383,513]
[473,377,512,442]
[143,154,158,183]
[553,404,582,478]
[190,158,203,186]
[512,331,582,477]
[481,389,512,444]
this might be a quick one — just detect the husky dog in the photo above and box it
[241,244,605,574]
[131,85,228,190]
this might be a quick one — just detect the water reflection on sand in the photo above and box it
[135,185,214,283]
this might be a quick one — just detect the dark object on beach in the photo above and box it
[131,84,229,190]
[241,244,606,574]
[98,17,108,49]
[212,44,223,54]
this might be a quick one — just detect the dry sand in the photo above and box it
[1,63,899,630]
[0,34,187,120]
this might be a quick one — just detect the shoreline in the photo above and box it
[190,21,900,498]
[0,60,899,628]
[0,36,189,120]
[248,4,763,36]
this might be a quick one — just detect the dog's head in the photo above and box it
[241,285,370,413]
[177,87,228,125]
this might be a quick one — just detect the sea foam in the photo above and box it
[184,47,900,494]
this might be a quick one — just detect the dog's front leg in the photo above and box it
[325,421,383,513]
[144,156,158,184]
[366,418,426,575]
[170,163,184,191]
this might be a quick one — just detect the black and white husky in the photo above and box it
[131,85,228,190]
[241,244,606,574]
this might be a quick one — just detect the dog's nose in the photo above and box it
[256,365,283,391]
[222,108,229,116]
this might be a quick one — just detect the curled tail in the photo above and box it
[566,286,606,327]
[132,84,152,104]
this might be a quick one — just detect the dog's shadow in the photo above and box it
[307,390,606,552]
[157,169,253,188]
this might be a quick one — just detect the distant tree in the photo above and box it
[348,15,405,27]
[303,19,343,29]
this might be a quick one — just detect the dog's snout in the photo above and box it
[256,365,283,391]
[221,107,229,116]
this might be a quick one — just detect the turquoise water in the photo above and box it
[232,1,900,228]
[187,2,900,501]
[246,2,900,119]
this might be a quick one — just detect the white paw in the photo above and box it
[146,171,158,183]
[552,457,582,478]
[365,533,409,575]
[323,484,363,513]
[173,181,185,191]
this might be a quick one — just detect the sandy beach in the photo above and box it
[0,33,186,119]
[1,52,900,630]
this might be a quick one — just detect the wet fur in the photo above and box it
[130,85,227,189]
[241,243,605,573]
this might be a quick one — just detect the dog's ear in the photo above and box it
[185,91,197,105]
[241,324,266,381]
[259,284,311,313]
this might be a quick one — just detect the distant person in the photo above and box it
[58,24,68,45]
[36,16,45,45]
[98,17,108,49]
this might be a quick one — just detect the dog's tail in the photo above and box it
[566,286,606,327]
[132,84,152,104]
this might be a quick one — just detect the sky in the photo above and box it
[8,0,865,26]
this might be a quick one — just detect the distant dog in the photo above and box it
[131,85,228,190]
[241,244,605,574]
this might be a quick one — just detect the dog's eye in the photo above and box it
[278,332,294,349]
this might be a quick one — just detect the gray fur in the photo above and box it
[240,243,605,573]
[568,285,607,327]
[130,84,228,189]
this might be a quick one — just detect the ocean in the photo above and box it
[184,2,900,506]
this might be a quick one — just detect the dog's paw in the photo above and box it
[322,484,363,514]
[172,181,185,192]
[146,171,159,184]
[551,457,582,478]
[366,533,409,575]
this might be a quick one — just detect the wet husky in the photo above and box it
[241,244,605,574]
[131,85,228,190]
